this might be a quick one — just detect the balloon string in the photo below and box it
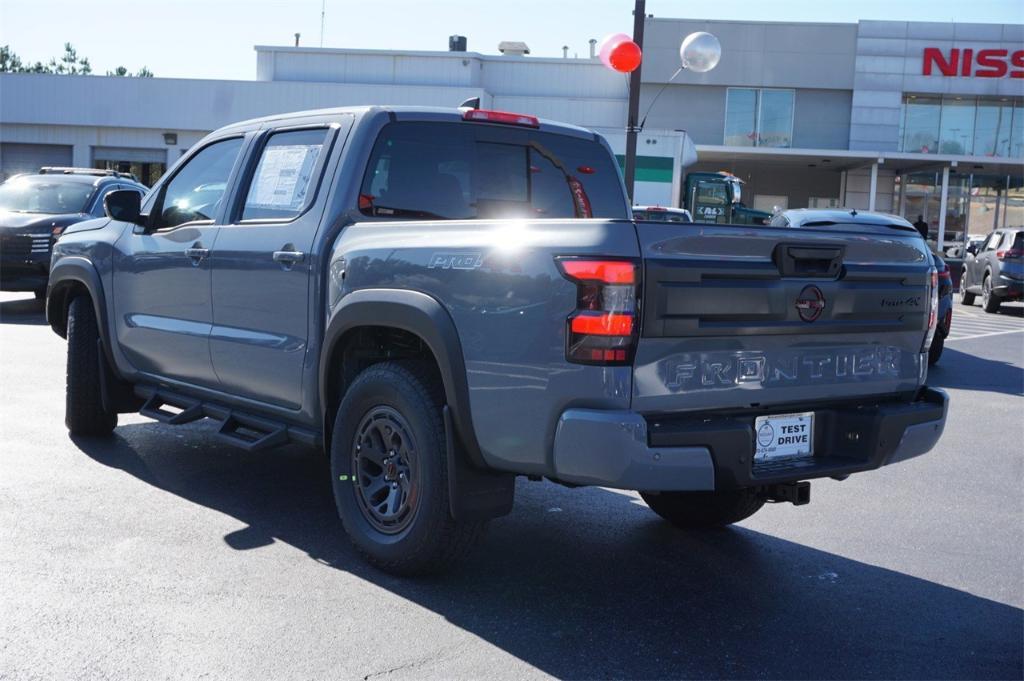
[639,66,683,132]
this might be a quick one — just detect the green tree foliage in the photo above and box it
[0,44,153,77]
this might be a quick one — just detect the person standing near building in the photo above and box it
[913,215,929,241]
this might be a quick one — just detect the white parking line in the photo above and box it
[946,329,1024,342]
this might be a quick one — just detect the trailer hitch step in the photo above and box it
[763,481,811,506]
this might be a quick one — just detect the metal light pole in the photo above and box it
[622,5,721,203]
[623,0,646,203]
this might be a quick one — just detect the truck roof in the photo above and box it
[217,106,598,140]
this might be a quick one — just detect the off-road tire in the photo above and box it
[330,360,486,576]
[641,488,765,529]
[928,331,945,366]
[982,274,1001,313]
[65,296,117,436]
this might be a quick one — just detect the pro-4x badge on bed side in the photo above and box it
[795,285,825,322]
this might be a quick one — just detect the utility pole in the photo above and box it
[623,0,646,203]
[320,0,326,48]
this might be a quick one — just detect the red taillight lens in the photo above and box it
[570,312,634,336]
[557,259,639,366]
[923,267,939,353]
[928,270,938,330]
[462,109,540,128]
[559,260,636,284]
[996,249,1023,260]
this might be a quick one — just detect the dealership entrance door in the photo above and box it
[92,146,166,187]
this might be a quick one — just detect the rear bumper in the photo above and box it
[992,274,1022,299]
[551,387,948,491]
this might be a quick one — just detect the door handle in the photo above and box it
[185,244,209,265]
[272,250,305,265]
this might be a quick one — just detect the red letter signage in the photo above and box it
[975,49,1008,77]
[923,47,958,76]
[923,47,1024,78]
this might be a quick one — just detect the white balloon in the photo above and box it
[680,32,721,73]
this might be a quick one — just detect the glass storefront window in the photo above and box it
[974,99,1013,157]
[902,96,941,154]
[1011,102,1024,159]
[895,173,1023,257]
[901,95,1024,157]
[724,88,794,148]
[724,88,757,147]
[938,96,976,155]
[758,90,794,148]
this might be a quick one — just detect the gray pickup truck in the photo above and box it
[46,106,948,574]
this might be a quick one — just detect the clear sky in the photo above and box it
[1,0,1022,81]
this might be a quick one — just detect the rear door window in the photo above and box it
[358,121,627,220]
[241,128,329,221]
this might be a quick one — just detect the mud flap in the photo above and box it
[444,405,515,521]
[97,338,143,414]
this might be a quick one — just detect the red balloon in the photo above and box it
[609,40,642,73]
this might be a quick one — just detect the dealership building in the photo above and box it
[1,16,1021,242]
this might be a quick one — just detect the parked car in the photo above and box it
[0,168,147,298]
[960,228,1024,313]
[633,205,693,223]
[46,107,947,575]
[930,253,953,366]
[945,233,986,259]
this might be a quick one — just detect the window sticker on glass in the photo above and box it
[247,144,321,210]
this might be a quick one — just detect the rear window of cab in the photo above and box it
[358,121,628,220]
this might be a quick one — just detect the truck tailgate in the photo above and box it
[633,222,932,413]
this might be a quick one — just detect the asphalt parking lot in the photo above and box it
[1,290,1022,680]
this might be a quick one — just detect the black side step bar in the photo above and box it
[134,386,319,452]
[139,392,204,425]
[215,412,289,452]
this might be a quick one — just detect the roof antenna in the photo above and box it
[850,209,858,217]
[459,97,481,109]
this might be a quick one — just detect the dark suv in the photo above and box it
[960,228,1024,313]
[0,168,147,298]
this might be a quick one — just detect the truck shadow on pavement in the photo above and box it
[928,347,1024,397]
[0,295,47,325]
[72,425,1022,680]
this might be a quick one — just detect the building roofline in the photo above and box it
[647,17,1018,28]
[647,17,854,28]
[253,45,607,66]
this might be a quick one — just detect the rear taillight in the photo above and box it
[462,109,540,128]
[996,249,1023,260]
[923,267,938,352]
[557,258,639,365]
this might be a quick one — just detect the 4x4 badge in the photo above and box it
[795,285,825,322]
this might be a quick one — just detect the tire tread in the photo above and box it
[65,296,116,436]
[333,360,485,576]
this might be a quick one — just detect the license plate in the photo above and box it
[754,411,814,461]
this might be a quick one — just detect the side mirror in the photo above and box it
[104,190,143,225]
[966,245,978,256]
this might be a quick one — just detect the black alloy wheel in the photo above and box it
[351,406,420,535]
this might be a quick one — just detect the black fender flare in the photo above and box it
[319,288,486,469]
[47,257,114,362]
